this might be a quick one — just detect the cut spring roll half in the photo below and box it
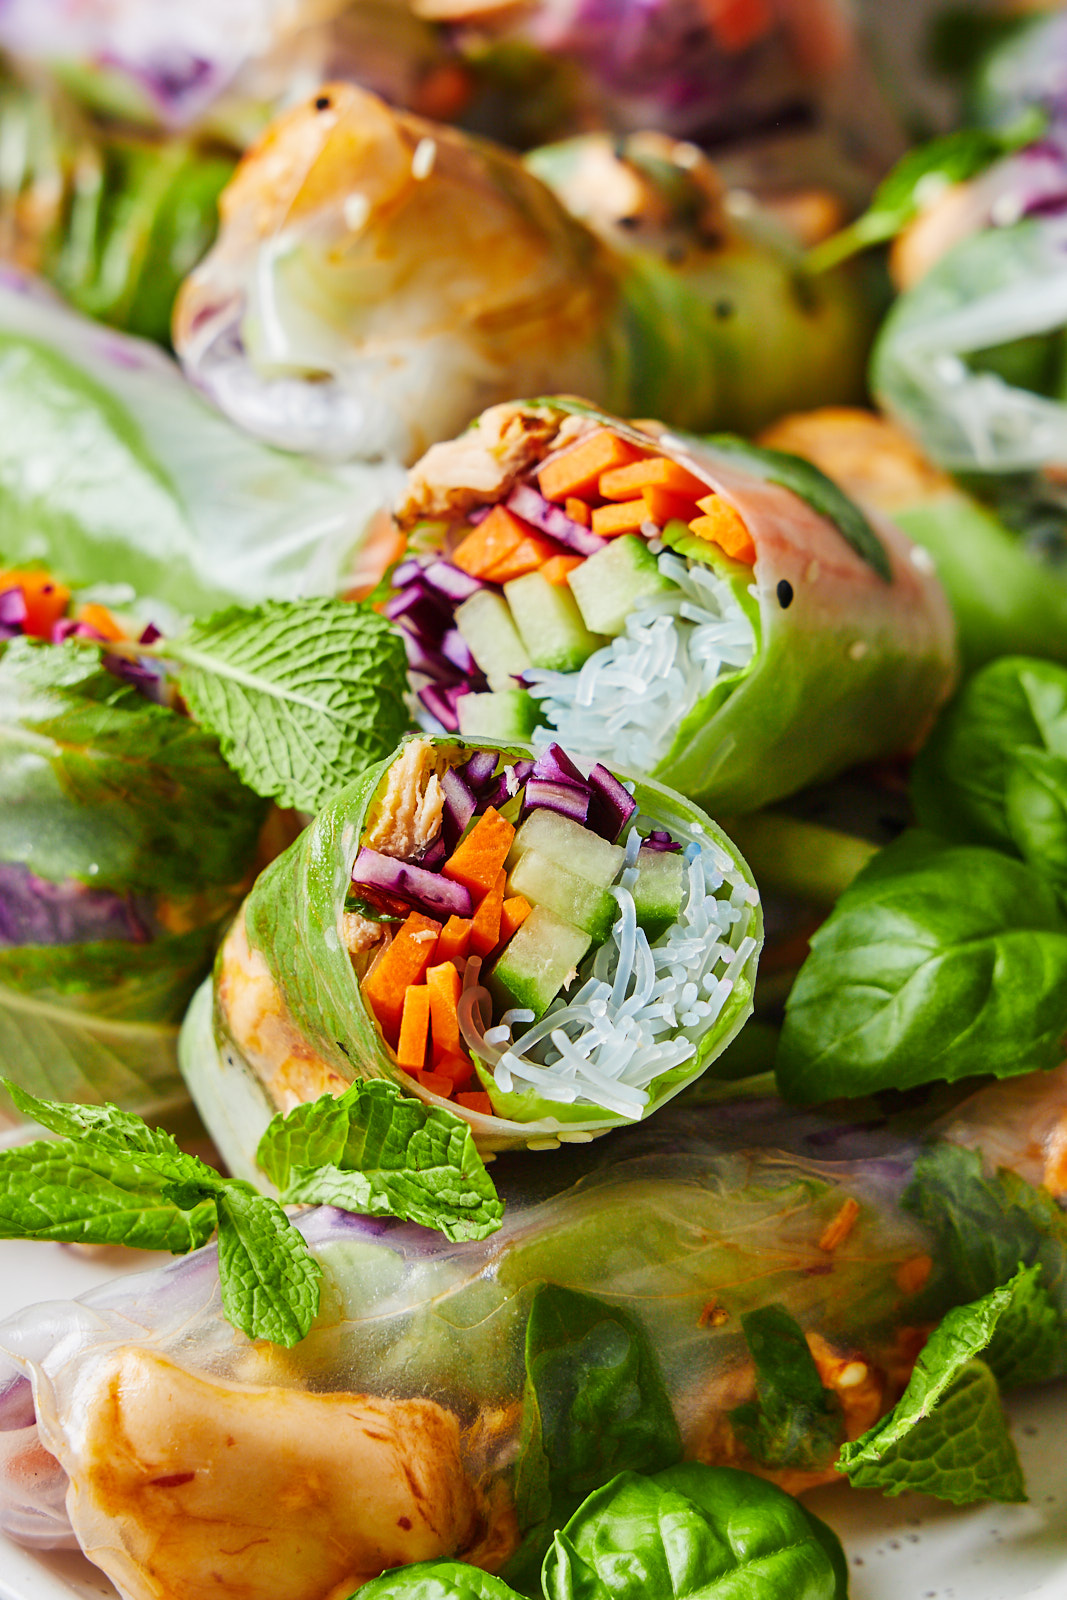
[392,397,957,815]
[182,734,762,1161]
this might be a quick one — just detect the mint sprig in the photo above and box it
[0,1080,321,1346]
[0,1078,504,1345]
[837,1264,1048,1503]
[257,1079,505,1243]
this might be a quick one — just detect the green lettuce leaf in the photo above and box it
[256,1079,503,1243]
[0,635,265,893]
[775,829,1067,1101]
[167,600,410,812]
[837,1266,1043,1503]
[729,1304,843,1471]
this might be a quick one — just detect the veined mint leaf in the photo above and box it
[257,1079,504,1244]
[837,1266,1040,1503]
[3,1079,213,1174]
[216,1185,322,1347]
[167,599,409,813]
[0,1140,217,1252]
[985,1263,1062,1390]
[840,1360,1023,1503]
[730,1304,842,1471]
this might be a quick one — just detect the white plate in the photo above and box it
[0,1240,1064,1600]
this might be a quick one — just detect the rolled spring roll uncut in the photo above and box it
[2,1067,1066,1600]
[180,735,763,1163]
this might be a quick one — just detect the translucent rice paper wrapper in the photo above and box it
[872,215,1067,482]
[180,735,763,1161]
[2,1065,1067,1599]
[0,0,461,144]
[171,85,877,464]
[0,270,402,618]
[397,398,958,816]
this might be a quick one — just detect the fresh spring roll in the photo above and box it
[171,82,875,463]
[180,734,763,1160]
[0,71,234,345]
[0,0,466,141]
[3,1065,1067,1598]
[0,269,402,616]
[760,406,1067,670]
[0,617,267,1134]
[391,397,957,816]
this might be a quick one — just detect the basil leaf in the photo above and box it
[912,656,1067,851]
[838,1267,1042,1503]
[256,1079,504,1243]
[359,1564,524,1600]
[729,1304,842,1471]
[216,1185,322,1348]
[542,1466,841,1600]
[776,830,1067,1102]
[807,110,1046,271]
[699,434,892,581]
[506,1285,681,1590]
[168,599,409,813]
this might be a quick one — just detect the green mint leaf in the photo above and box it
[840,1359,1024,1503]
[912,656,1067,856]
[902,1142,1067,1370]
[166,599,409,813]
[775,829,1067,1102]
[0,1139,217,1252]
[215,1185,321,1347]
[257,1079,504,1243]
[0,634,265,895]
[699,435,892,581]
[2,1079,217,1178]
[984,1264,1063,1390]
[838,1265,1043,1503]
[807,110,1046,271]
[729,1304,842,1471]
[505,1285,682,1590]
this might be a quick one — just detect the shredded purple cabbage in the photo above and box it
[0,862,151,947]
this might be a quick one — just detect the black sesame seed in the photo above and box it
[714,299,734,320]
[314,95,331,111]
[776,579,794,609]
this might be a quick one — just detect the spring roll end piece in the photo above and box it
[63,1345,510,1600]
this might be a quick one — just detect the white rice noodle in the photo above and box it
[525,552,755,770]
[458,828,757,1121]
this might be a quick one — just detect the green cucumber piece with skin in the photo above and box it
[454,590,531,691]
[457,689,539,741]
[488,904,593,1020]
[507,808,626,885]
[503,570,606,671]
[567,533,674,636]
[632,846,686,941]
[508,849,618,942]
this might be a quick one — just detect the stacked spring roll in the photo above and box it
[2,1065,1065,1598]
[390,396,957,815]
[172,83,875,463]
[181,733,762,1162]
